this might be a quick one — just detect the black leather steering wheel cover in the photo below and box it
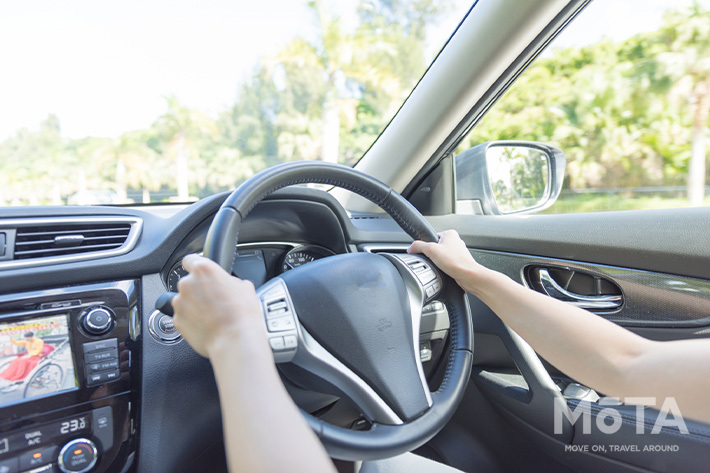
[204,161,439,270]
[204,160,473,460]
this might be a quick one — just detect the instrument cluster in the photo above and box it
[166,243,337,291]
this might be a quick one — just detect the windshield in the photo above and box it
[0,1,471,206]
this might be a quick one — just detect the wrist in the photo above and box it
[456,263,506,299]
[206,317,271,364]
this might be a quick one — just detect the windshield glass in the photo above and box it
[0,1,471,206]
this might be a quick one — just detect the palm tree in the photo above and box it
[154,97,217,200]
[656,4,710,205]
[114,131,167,203]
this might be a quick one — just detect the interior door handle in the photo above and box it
[538,269,622,310]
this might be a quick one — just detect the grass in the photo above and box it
[543,194,710,214]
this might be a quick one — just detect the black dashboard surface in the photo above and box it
[0,187,410,295]
[0,187,417,473]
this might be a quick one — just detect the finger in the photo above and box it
[181,253,219,275]
[181,253,201,271]
[408,240,433,256]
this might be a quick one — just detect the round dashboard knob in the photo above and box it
[82,307,114,335]
[58,438,98,473]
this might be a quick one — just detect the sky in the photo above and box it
[0,0,707,141]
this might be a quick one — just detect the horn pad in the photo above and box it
[281,252,429,421]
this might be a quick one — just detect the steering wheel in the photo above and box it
[204,161,473,461]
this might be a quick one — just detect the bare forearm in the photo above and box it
[463,266,649,398]
[459,265,710,423]
[409,232,710,422]
[209,333,336,473]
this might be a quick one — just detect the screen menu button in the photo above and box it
[84,350,116,364]
[86,370,120,386]
[81,339,117,354]
[82,339,119,387]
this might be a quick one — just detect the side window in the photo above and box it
[455,0,710,214]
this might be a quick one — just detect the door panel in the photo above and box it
[471,249,710,329]
[427,208,710,279]
[426,210,710,472]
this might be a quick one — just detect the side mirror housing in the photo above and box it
[455,141,566,215]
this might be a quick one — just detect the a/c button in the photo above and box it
[19,446,54,471]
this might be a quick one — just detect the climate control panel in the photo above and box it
[0,280,138,473]
[0,406,113,473]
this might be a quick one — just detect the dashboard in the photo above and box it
[165,243,338,292]
[0,187,450,473]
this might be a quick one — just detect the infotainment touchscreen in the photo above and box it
[0,314,78,407]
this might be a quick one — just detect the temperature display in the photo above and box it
[60,416,87,434]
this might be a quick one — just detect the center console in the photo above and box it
[0,281,138,473]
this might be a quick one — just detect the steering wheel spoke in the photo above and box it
[381,253,443,408]
[293,326,405,425]
[383,253,443,305]
[258,275,407,425]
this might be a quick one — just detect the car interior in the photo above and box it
[1,1,709,472]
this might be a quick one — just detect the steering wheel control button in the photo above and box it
[418,270,436,285]
[258,279,299,363]
[19,446,55,471]
[58,438,97,473]
[267,300,287,312]
[425,280,442,299]
[81,307,114,336]
[394,254,444,299]
[148,310,182,344]
[283,335,297,349]
[266,316,295,332]
[269,337,285,351]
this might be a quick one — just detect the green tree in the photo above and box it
[654,3,710,205]
[153,97,217,200]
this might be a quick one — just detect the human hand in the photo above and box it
[408,230,485,292]
[172,254,265,359]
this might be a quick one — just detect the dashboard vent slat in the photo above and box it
[14,223,131,260]
[0,217,142,269]
[16,226,133,237]
[14,243,125,258]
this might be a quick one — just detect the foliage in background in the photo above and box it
[0,1,708,212]
[0,0,451,205]
[459,2,710,210]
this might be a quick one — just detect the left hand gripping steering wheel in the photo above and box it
[204,161,473,461]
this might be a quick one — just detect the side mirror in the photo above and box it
[455,141,566,215]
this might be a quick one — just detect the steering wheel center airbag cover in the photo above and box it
[281,252,430,421]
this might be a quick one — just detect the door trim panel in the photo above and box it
[428,208,710,280]
[469,248,710,329]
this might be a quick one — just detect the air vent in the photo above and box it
[0,217,142,270]
[14,222,131,259]
[351,215,386,220]
[360,244,409,254]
